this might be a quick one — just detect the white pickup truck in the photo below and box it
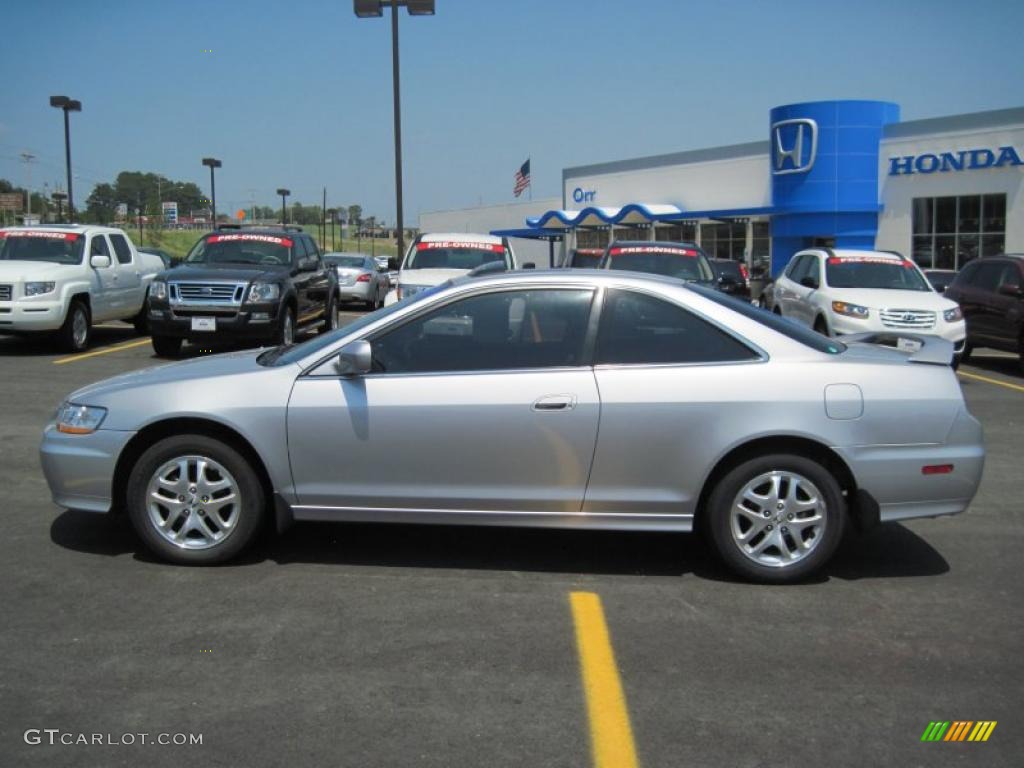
[0,224,166,352]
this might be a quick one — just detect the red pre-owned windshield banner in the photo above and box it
[418,241,504,252]
[0,230,79,240]
[828,256,912,268]
[207,234,293,247]
[609,245,697,257]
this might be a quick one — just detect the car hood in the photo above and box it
[827,288,957,311]
[160,263,288,283]
[66,348,284,405]
[0,260,77,281]
[399,268,468,286]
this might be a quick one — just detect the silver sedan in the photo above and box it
[39,270,984,582]
[323,252,388,309]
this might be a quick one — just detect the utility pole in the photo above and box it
[20,152,37,220]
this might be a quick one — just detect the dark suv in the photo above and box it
[944,254,1024,369]
[598,240,717,287]
[709,258,751,299]
[147,226,337,357]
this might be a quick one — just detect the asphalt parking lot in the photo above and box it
[1,318,1021,768]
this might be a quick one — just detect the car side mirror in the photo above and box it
[799,276,819,289]
[387,257,398,271]
[998,282,1023,297]
[90,254,111,268]
[297,256,318,272]
[336,340,372,376]
[522,262,536,270]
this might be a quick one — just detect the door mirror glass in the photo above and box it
[90,254,111,268]
[336,340,372,375]
[298,256,318,272]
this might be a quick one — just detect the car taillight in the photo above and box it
[356,273,371,282]
[740,264,749,281]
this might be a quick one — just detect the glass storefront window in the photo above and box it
[700,221,747,261]
[654,224,696,242]
[911,193,1005,270]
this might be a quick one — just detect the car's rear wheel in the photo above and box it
[706,453,846,583]
[126,435,265,565]
[58,299,91,352]
[152,335,182,358]
[320,294,337,334]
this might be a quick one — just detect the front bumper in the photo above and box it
[830,313,966,348]
[835,407,984,522]
[0,299,66,333]
[147,302,279,340]
[39,424,135,513]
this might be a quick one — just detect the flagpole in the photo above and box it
[528,156,532,201]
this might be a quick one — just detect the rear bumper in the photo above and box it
[39,424,134,513]
[337,282,373,303]
[835,407,984,522]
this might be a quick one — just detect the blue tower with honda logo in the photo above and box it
[769,100,900,275]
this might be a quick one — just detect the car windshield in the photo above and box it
[406,241,509,270]
[0,231,85,264]
[606,246,714,282]
[326,255,367,269]
[825,257,930,291]
[186,233,292,266]
[259,282,450,366]
[687,283,847,355]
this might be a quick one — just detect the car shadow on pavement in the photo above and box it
[962,352,1022,379]
[0,325,140,357]
[50,512,949,582]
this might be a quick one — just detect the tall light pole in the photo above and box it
[353,0,434,265]
[52,191,67,224]
[276,188,290,225]
[202,157,222,227]
[49,96,82,221]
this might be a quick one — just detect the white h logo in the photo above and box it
[772,118,818,175]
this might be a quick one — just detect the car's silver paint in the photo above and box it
[40,270,984,532]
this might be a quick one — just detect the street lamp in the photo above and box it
[276,188,290,225]
[202,158,222,227]
[49,96,82,220]
[353,0,434,265]
[51,191,67,224]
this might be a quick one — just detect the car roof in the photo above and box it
[324,251,371,258]
[0,223,124,234]
[815,249,904,261]
[610,240,700,249]
[420,232,502,244]
[205,226,304,237]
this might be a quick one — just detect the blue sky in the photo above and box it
[1,0,1022,222]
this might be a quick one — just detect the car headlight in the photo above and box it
[944,306,963,323]
[248,282,281,302]
[831,301,870,319]
[24,281,56,297]
[55,403,107,435]
[151,280,167,301]
[398,284,425,300]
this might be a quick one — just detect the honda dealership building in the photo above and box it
[419,100,1023,278]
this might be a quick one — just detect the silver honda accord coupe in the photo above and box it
[39,270,984,582]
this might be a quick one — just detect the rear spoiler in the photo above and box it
[842,332,954,366]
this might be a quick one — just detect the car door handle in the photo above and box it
[532,394,576,412]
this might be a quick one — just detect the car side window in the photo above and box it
[595,289,759,365]
[973,263,1005,293]
[90,235,111,258]
[370,289,594,373]
[996,263,1022,291]
[956,262,979,287]
[108,233,133,264]
[292,236,308,263]
[785,254,807,281]
[304,236,320,259]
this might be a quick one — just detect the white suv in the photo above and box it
[0,224,165,351]
[384,232,518,306]
[774,248,966,357]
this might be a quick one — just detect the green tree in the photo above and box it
[85,183,118,223]
[347,204,362,229]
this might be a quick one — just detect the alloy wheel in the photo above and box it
[729,470,827,568]
[145,455,241,550]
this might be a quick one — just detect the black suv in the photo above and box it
[944,254,1024,369]
[598,240,717,287]
[709,258,751,299]
[147,226,337,357]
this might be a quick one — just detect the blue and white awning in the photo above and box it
[526,203,687,229]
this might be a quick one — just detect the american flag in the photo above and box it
[513,158,531,197]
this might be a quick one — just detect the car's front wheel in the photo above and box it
[151,335,182,358]
[706,453,846,583]
[126,434,265,565]
[58,299,91,352]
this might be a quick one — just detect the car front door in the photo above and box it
[86,234,117,319]
[290,237,316,326]
[989,262,1024,348]
[286,287,600,515]
[108,233,144,313]
[303,236,332,318]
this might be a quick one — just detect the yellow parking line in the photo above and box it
[569,592,639,768]
[958,370,1024,394]
[53,338,152,365]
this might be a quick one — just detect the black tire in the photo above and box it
[813,316,830,337]
[951,354,962,371]
[58,299,91,352]
[706,453,846,584]
[152,335,182,358]
[960,343,973,365]
[126,434,265,565]
[320,294,337,335]
[132,297,150,335]
[773,307,782,316]
[275,305,296,346]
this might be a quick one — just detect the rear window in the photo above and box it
[687,283,846,355]
[186,233,292,266]
[605,245,714,282]
[0,230,85,264]
[825,256,929,291]
[569,249,602,268]
[406,240,510,270]
[326,255,367,269]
